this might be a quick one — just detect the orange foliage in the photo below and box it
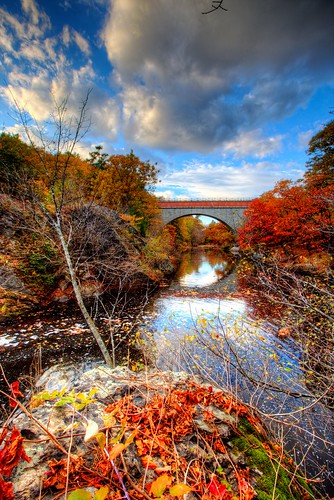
[204,221,235,247]
[238,180,334,257]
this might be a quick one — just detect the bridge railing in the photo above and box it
[158,199,253,208]
[157,198,253,202]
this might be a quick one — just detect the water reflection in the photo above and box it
[175,249,230,287]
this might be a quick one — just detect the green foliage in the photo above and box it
[232,429,312,499]
[87,145,108,170]
[22,243,58,286]
[68,487,109,500]
[30,387,98,411]
[0,133,36,193]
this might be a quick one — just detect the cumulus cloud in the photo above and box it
[157,159,298,199]
[102,0,334,151]
[224,130,283,159]
[0,0,119,142]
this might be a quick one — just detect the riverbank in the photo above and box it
[2,363,315,500]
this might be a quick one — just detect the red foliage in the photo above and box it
[9,381,23,408]
[0,427,31,477]
[207,476,230,497]
[238,180,334,256]
[0,476,14,500]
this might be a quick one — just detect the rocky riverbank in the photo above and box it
[1,363,315,499]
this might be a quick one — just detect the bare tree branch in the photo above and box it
[202,0,228,15]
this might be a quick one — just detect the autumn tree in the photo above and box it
[204,220,235,247]
[305,118,334,189]
[1,92,113,367]
[88,150,159,235]
[238,180,333,257]
[235,118,334,412]
[171,216,205,250]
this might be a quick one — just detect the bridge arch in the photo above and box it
[158,200,252,232]
[163,212,234,232]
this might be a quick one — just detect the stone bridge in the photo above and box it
[158,199,252,231]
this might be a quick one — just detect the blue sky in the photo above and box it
[0,0,333,200]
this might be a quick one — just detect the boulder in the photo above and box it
[5,363,314,500]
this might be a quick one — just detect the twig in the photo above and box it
[121,455,152,500]
[0,388,68,455]
[104,448,131,500]
[202,0,228,14]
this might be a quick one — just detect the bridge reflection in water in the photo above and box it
[158,199,252,231]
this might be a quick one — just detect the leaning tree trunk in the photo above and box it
[55,222,113,367]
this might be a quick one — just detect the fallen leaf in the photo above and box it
[0,427,31,476]
[9,381,23,408]
[108,443,126,460]
[207,476,227,497]
[94,486,109,500]
[150,474,173,498]
[95,432,106,451]
[170,482,192,496]
[68,489,92,500]
[84,420,99,442]
[0,475,14,500]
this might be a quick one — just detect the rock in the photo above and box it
[0,266,32,294]
[6,363,315,500]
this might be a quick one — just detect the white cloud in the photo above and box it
[73,30,91,56]
[0,7,26,41]
[158,159,291,199]
[21,0,50,38]
[20,41,47,62]
[0,23,14,52]
[0,1,100,133]
[62,25,71,46]
[224,130,283,159]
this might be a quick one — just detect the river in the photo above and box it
[139,248,334,497]
[0,247,333,496]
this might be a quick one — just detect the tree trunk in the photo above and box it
[55,222,114,367]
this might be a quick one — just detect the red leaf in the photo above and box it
[9,381,23,408]
[0,427,31,476]
[0,476,14,500]
[207,476,227,497]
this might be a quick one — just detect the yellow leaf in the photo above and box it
[150,474,172,498]
[170,483,192,496]
[102,413,116,428]
[95,432,106,450]
[68,489,91,500]
[84,419,99,442]
[108,443,126,460]
[94,486,109,500]
[125,429,139,446]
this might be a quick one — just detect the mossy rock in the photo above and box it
[232,416,315,499]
